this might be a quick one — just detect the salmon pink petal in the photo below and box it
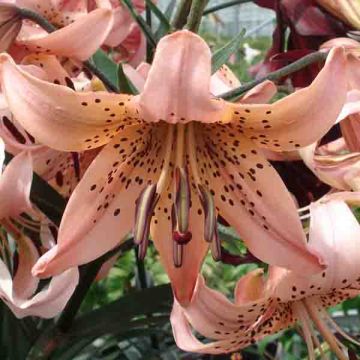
[197,125,323,274]
[234,269,265,304]
[232,47,347,151]
[0,151,32,218]
[210,65,241,96]
[32,125,164,277]
[17,9,114,60]
[137,30,228,124]
[151,191,208,305]
[22,54,72,86]
[0,54,141,151]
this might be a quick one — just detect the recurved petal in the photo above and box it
[0,3,21,52]
[137,30,228,124]
[270,198,360,302]
[32,124,164,276]
[340,114,360,152]
[0,151,32,219]
[0,54,141,151]
[17,9,113,60]
[230,47,347,151]
[6,267,79,318]
[299,142,360,190]
[197,124,323,274]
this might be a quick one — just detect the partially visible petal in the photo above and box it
[299,142,360,190]
[0,151,32,218]
[0,3,21,52]
[16,0,87,26]
[12,234,39,299]
[17,9,114,60]
[6,267,79,318]
[240,80,277,104]
[340,114,360,152]
[231,47,347,151]
[0,54,141,151]
[234,269,265,305]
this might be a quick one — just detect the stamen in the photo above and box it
[305,299,348,360]
[211,228,222,262]
[292,301,316,360]
[134,184,158,245]
[198,184,217,243]
[173,242,183,268]
[157,125,175,194]
[137,236,149,260]
[173,167,191,241]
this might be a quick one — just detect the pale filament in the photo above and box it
[157,125,175,194]
[304,299,348,360]
[175,123,186,168]
[187,122,202,187]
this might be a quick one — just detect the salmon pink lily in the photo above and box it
[0,141,79,318]
[0,30,348,304]
[171,194,360,359]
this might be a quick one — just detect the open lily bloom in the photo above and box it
[0,2,114,61]
[0,30,347,304]
[171,194,360,358]
[0,144,79,318]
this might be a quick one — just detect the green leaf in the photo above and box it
[122,0,157,49]
[117,64,139,95]
[155,0,176,39]
[211,29,246,73]
[67,284,172,339]
[92,50,119,91]
[144,0,172,39]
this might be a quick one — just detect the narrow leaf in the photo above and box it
[122,0,157,48]
[155,0,177,39]
[91,50,119,91]
[211,29,246,73]
[145,0,172,38]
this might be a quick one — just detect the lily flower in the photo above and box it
[171,193,360,358]
[0,30,347,304]
[0,142,79,318]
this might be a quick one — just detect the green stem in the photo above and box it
[186,0,208,32]
[220,51,328,101]
[172,0,192,29]
[203,0,251,15]
[19,8,56,32]
[19,8,118,92]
